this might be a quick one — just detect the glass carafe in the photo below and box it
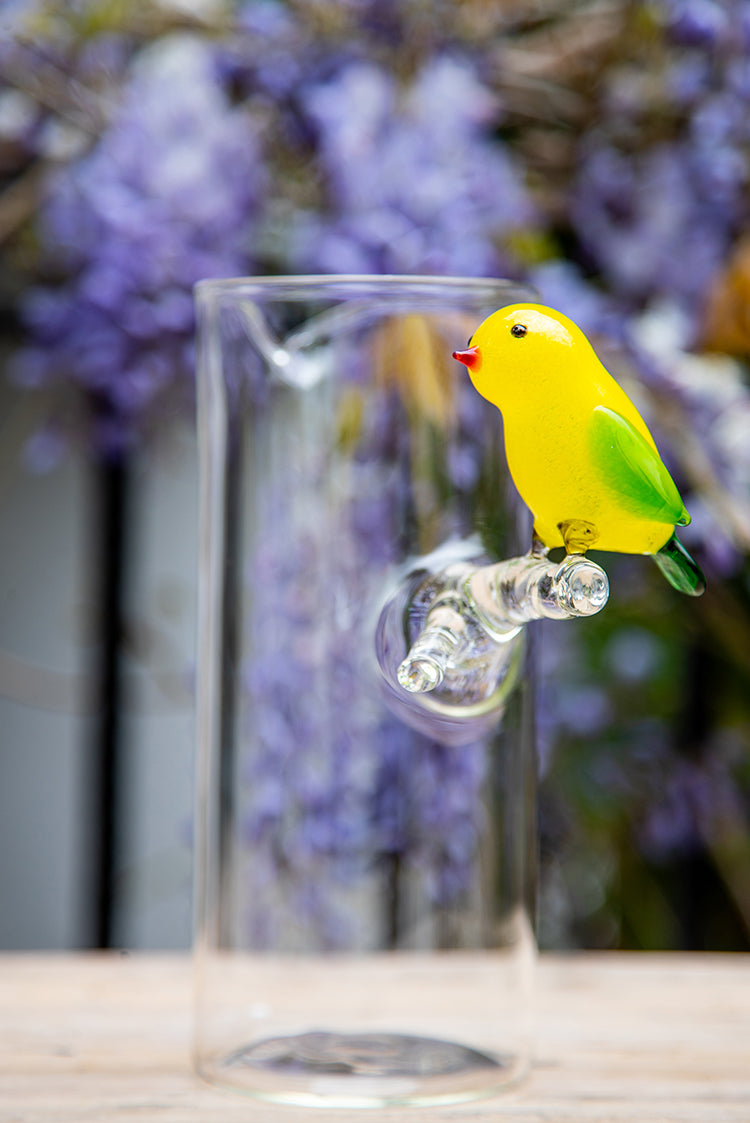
[194,275,537,1108]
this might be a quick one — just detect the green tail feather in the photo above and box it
[652,533,706,596]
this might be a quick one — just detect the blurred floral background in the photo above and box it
[1,0,749,951]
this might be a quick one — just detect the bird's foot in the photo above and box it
[558,519,599,554]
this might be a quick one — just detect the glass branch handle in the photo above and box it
[401,553,609,693]
[375,543,609,745]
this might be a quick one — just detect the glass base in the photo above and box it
[207,1030,520,1109]
[229,1029,502,1076]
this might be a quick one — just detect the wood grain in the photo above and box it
[1,953,748,1122]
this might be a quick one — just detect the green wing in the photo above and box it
[589,405,690,526]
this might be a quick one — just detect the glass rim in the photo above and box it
[194,273,534,302]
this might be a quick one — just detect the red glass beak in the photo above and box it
[452,346,481,371]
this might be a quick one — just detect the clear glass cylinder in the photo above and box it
[194,275,537,1108]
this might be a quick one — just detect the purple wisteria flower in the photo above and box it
[14,34,264,459]
[660,0,731,47]
[290,55,534,276]
[571,142,735,314]
[570,0,750,324]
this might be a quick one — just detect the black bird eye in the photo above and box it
[510,323,527,338]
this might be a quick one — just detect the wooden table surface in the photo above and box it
[1,953,749,1122]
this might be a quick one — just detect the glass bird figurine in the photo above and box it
[453,304,705,596]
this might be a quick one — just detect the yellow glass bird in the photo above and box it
[453,304,705,596]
